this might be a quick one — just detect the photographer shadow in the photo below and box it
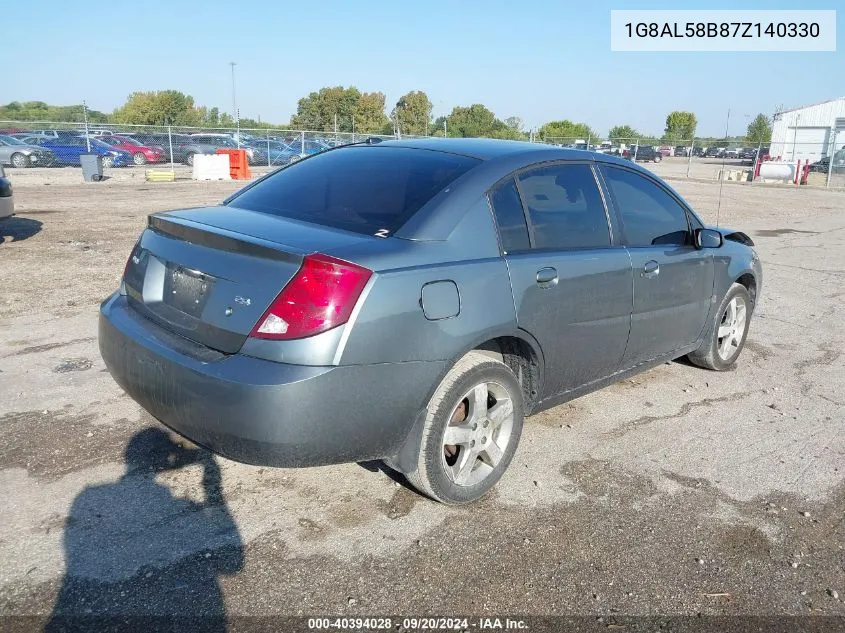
[46,428,244,632]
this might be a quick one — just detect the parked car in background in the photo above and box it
[704,147,724,158]
[692,146,706,157]
[28,130,65,138]
[724,148,740,159]
[135,135,216,166]
[656,146,673,157]
[190,134,268,165]
[674,146,690,157]
[0,166,13,220]
[809,148,845,173]
[740,148,759,161]
[286,138,332,159]
[0,135,56,168]
[629,145,662,162]
[96,136,165,165]
[242,139,299,166]
[99,138,762,504]
[22,136,130,168]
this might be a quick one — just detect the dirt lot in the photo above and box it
[0,161,843,631]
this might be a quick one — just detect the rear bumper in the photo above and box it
[99,293,444,467]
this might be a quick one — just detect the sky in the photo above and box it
[4,0,842,137]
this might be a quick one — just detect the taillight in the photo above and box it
[250,253,372,340]
[122,243,137,279]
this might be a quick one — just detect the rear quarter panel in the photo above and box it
[336,196,518,365]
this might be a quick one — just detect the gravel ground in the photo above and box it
[0,162,843,632]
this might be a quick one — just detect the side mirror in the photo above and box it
[695,228,723,249]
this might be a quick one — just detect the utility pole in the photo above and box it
[229,62,238,126]
[82,100,91,152]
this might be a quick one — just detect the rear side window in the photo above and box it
[602,166,690,247]
[228,146,480,236]
[488,178,530,253]
[516,163,610,249]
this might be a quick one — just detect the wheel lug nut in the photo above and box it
[472,423,478,430]
[483,420,489,428]
[482,436,487,443]
[470,440,475,447]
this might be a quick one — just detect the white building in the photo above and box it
[770,97,845,162]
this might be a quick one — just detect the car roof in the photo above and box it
[366,138,648,168]
[374,137,576,160]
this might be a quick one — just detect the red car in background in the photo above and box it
[95,136,165,165]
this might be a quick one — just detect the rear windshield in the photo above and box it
[226,146,480,236]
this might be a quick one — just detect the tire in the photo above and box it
[186,153,195,166]
[11,153,28,169]
[654,155,662,163]
[688,282,753,371]
[405,351,524,504]
[101,156,114,169]
[133,152,147,166]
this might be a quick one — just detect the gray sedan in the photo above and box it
[0,135,55,168]
[99,138,762,504]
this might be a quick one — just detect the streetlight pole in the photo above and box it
[229,62,238,140]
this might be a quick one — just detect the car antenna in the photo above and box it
[715,107,730,229]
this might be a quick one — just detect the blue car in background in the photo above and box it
[22,136,131,168]
[243,139,300,166]
[285,138,332,159]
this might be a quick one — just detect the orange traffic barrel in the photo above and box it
[215,149,251,180]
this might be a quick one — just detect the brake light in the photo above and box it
[250,253,372,340]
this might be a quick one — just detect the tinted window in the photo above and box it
[228,146,480,236]
[488,178,530,252]
[602,166,690,247]
[516,163,610,249]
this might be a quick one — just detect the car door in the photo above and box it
[599,164,714,367]
[47,140,75,164]
[488,162,633,400]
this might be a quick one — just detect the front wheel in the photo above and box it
[11,153,29,168]
[654,155,662,163]
[133,152,147,165]
[405,351,524,504]
[101,155,114,169]
[186,153,195,166]
[688,283,753,370]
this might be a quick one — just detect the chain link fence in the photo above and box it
[0,121,842,188]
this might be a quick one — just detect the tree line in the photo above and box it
[0,89,773,145]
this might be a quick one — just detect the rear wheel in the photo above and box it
[186,153,195,166]
[11,153,28,168]
[405,351,524,504]
[133,152,147,165]
[654,155,662,163]
[688,283,752,370]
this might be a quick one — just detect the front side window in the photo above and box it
[227,146,480,236]
[602,166,690,247]
[516,163,610,249]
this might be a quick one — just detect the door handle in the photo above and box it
[536,267,558,288]
[642,260,660,278]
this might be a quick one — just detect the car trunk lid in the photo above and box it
[123,206,374,354]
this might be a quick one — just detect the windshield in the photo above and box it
[227,146,480,236]
[0,135,26,146]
